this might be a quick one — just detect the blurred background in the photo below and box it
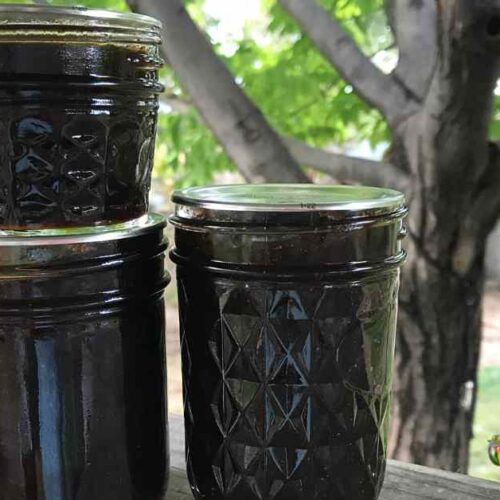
[3,0,500,483]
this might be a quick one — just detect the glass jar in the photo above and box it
[0,5,164,228]
[170,185,406,500]
[0,214,170,499]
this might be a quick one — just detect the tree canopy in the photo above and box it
[154,0,393,186]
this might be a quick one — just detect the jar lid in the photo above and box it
[0,213,165,247]
[0,4,162,44]
[0,213,169,311]
[172,184,406,226]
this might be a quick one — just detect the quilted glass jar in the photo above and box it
[0,214,170,499]
[170,184,407,500]
[0,5,164,228]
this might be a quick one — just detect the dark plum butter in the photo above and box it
[170,185,407,500]
[0,214,170,499]
[0,5,164,228]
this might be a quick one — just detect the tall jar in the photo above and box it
[0,214,170,500]
[170,185,407,500]
[0,5,164,228]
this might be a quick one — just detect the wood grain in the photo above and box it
[167,415,500,499]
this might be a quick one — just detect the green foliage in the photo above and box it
[153,0,392,184]
[225,5,391,147]
[245,0,390,147]
[155,111,233,187]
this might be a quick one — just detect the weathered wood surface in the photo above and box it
[167,415,500,499]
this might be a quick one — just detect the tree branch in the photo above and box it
[159,93,192,114]
[127,0,309,184]
[151,91,405,190]
[452,141,500,275]
[386,0,438,101]
[278,0,420,125]
[284,137,408,191]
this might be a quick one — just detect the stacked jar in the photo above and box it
[0,6,169,500]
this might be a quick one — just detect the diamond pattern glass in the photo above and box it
[0,109,157,227]
[178,270,399,500]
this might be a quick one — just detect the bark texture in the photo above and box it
[284,137,408,190]
[387,0,500,471]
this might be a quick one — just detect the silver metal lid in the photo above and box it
[0,4,162,43]
[172,184,406,225]
[0,213,165,247]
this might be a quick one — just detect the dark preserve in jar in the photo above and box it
[0,214,170,500]
[170,185,407,500]
[0,5,164,228]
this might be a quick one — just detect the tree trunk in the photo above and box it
[389,0,500,471]
[390,226,484,471]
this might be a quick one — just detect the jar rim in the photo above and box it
[0,213,166,246]
[0,4,162,43]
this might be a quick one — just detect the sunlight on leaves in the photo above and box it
[0,0,392,186]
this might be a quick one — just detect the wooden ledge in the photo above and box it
[168,415,500,499]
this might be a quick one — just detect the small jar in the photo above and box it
[0,5,164,228]
[0,214,170,499]
[170,184,406,500]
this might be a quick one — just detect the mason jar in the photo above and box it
[0,214,170,500]
[0,5,164,228]
[170,185,406,500]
